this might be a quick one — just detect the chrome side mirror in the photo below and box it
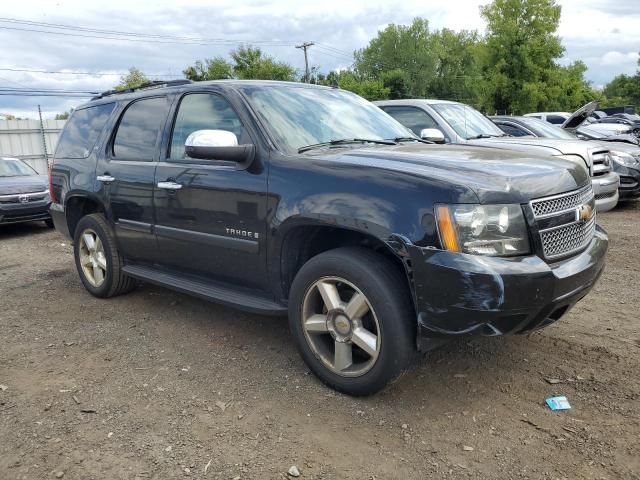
[185,129,255,163]
[420,128,445,144]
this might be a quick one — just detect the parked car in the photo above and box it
[50,80,608,395]
[374,99,620,211]
[598,113,640,136]
[0,156,52,227]
[525,108,634,138]
[491,115,640,200]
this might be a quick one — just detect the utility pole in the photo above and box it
[295,42,314,83]
[38,105,49,164]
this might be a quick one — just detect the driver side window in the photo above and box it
[170,93,246,159]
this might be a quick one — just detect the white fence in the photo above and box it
[0,119,66,174]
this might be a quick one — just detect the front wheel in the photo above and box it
[288,247,415,396]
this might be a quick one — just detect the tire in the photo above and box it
[73,213,136,298]
[288,247,415,396]
[44,218,54,228]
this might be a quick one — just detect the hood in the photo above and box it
[320,143,589,204]
[578,123,633,136]
[468,136,603,170]
[595,133,640,146]
[0,175,48,195]
[561,101,598,130]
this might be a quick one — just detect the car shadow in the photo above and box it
[0,222,53,240]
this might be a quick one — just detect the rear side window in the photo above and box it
[547,115,566,125]
[55,103,115,158]
[381,106,440,136]
[497,123,529,137]
[113,97,169,160]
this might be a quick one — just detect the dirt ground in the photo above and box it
[0,203,638,480]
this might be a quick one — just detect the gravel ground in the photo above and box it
[1,202,638,480]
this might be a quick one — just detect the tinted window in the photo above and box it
[381,106,439,136]
[170,94,246,159]
[113,97,168,160]
[55,103,115,158]
[496,122,529,137]
[546,115,566,125]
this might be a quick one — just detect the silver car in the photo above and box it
[374,99,620,212]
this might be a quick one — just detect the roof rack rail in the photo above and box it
[92,79,193,100]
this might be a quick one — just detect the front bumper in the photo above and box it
[612,163,640,200]
[0,201,51,225]
[408,226,608,344]
[592,172,619,212]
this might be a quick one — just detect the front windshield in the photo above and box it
[240,85,413,153]
[431,103,505,140]
[0,159,37,177]
[521,117,577,140]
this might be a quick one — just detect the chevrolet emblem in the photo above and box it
[578,203,594,222]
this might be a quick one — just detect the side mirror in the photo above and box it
[185,129,255,163]
[420,128,445,144]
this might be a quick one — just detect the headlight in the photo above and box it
[435,204,530,256]
[610,151,639,166]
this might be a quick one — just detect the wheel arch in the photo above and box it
[64,193,109,238]
[273,219,415,308]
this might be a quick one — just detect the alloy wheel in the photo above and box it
[78,228,107,287]
[301,276,381,377]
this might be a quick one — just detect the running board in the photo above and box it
[122,264,287,316]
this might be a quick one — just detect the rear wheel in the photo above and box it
[73,214,136,298]
[288,247,415,396]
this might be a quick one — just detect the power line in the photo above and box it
[0,67,182,78]
[0,18,296,47]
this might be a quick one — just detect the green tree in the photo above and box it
[317,71,389,100]
[602,57,640,106]
[480,0,565,114]
[184,46,296,82]
[54,110,71,120]
[183,57,234,81]
[230,45,296,81]
[430,29,485,105]
[354,18,436,98]
[114,67,149,91]
[380,69,411,99]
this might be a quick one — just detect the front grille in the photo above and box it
[531,185,596,261]
[0,190,49,204]
[530,184,592,217]
[595,191,616,200]
[540,216,596,259]
[591,151,612,177]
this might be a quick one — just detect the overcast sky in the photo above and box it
[1,0,638,118]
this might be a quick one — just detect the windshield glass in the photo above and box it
[431,103,505,139]
[520,117,577,140]
[240,85,413,153]
[0,159,37,177]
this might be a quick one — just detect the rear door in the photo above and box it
[98,96,171,263]
[153,90,269,290]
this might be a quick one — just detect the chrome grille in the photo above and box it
[0,190,49,204]
[531,185,596,261]
[540,217,596,259]
[530,184,593,217]
[591,151,611,177]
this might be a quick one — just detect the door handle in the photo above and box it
[157,181,183,190]
[96,175,115,183]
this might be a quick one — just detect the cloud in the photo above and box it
[0,0,637,118]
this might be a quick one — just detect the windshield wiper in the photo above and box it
[298,138,396,153]
[467,133,504,140]
[393,136,433,144]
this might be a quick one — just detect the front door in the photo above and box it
[153,91,269,290]
[99,96,171,263]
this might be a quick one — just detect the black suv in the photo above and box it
[50,80,608,395]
